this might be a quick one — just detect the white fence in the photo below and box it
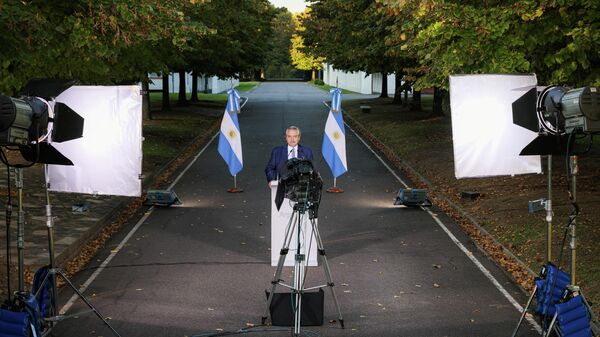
[322,63,396,95]
[148,72,239,94]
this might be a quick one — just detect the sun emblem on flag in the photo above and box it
[228,129,237,139]
[333,131,341,140]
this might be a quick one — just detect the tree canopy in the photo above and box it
[299,0,600,91]
[0,0,276,95]
[290,10,325,73]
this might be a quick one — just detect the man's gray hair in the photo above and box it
[286,125,301,136]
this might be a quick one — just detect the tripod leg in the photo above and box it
[55,269,123,337]
[311,219,344,328]
[293,211,308,337]
[293,252,304,337]
[262,210,297,325]
[511,285,537,337]
[543,312,558,337]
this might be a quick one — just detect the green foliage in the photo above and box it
[0,1,276,95]
[185,0,275,78]
[303,0,396,75]
[0,1,208,95]
[290,11,325,71]
[302,0,600,90]
[264,9,298,78]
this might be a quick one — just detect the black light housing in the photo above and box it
[0,79,84,165]
[513,86,600,156]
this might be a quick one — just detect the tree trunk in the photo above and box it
[379,73,389,98]
[142,81,152,120]
[392,75,402,104]
[411,90,422,111]
[432,86,447,116]
[177,69,187,106]
[162,72,170,111]
[311,69,316,81]
[191,72,199,102]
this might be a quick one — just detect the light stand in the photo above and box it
[31,165,123,337]
[542,155,598,336]
[511,155,554,337]
[262,200,344,336]
[15,168,25,293]
[568,155,577,284]
[512,154,600,337]
[546,155,553,263]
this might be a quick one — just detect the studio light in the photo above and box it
[516,86,600,155]
[145,189,182,207]
[0,79,84,165]
[560,87,600,133]
[394,188,431,207]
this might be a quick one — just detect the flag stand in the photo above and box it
[326,177,344,193]
[227,174,243,193]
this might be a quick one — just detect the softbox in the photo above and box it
[449,74,542,178]
[48,86,142,197]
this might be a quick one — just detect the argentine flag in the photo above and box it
[322,88,347,177]
[218,89,243,176]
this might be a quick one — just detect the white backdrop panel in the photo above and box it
[450,74,541,178]
[48,85,142,196]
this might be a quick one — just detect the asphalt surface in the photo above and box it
[51,82,540,337]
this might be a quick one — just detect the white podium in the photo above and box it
[270,181,318,266]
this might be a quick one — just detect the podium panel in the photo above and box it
[271,182,318,266]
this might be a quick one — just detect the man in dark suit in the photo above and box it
[265,126,314,187]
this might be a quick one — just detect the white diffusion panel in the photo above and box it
[449,74,542,178]
[48,86,142,196]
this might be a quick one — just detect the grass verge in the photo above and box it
[308,80,357,94]
[149,81,259,104]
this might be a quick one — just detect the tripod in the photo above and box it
[262,201,344,336]
[31,165,122,337]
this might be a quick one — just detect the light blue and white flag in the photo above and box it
[218,89,243,176]
[322,88,347,178]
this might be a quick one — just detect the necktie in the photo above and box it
[292,147,296,158]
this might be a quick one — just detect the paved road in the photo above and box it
[52,82,539,337]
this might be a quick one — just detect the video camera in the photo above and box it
[275,158,323,218]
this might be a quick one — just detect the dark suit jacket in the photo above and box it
[265,144,314,182]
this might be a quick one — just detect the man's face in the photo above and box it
[286,129,300,147]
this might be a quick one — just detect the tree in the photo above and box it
[264,9,297,79]
[379,0,600,115]
[302,0,396,98]
[0,1,207,96]
[290,11,325,80]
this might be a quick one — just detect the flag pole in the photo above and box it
[228,174,243,193]
[326,176,344,193]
